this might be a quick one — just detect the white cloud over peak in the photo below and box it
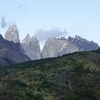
[35,27,68,42]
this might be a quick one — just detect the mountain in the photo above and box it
[2,24,100,64]
[0,34,30,66]
[21,34,41,60]
[67,35,99,51]
[5,24,20,43]
[42,37,79,58]
[42,35,100,59]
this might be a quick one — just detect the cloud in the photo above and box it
[0,16,7,29]
[35,27,68,42]
[15,5,24,10]
[15,5,30,12]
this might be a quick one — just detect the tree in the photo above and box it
[50,61,100,100]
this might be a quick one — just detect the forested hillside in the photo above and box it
[0,49,100,100]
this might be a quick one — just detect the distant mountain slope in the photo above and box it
[0,34,31,66]
[5,24,20,43]
[42,37,79,58]
[1,24,100,65]
[21,34,41,60]
[67,35,99,51]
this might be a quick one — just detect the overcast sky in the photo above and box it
[0,0,100,46]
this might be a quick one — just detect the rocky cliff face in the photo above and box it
[67,35,99,51]
[2,26,100,65]
[21,34,41,60]
[5,25,20,43]
[42,37,62,58]
[42,37,79,58]
[0,34,31,66]
[58,41,79,56]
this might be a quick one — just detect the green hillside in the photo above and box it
[0,49,100,100]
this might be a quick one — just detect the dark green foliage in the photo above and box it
[0,50,100,100]
[92,48,100,53]
[50,61,100,100]
[12,80,28,87]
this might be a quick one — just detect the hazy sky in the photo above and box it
[0,0,100,46]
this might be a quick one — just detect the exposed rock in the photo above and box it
[0,34,31,66]
[68,35,99,51]
[21,34,41,60]
[58,36,67,40]
[42,37,62,58]
[5,24,20,43]
[42,37,79,58]
[58,41,79,56]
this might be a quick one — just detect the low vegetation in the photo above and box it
[0,49,100,100]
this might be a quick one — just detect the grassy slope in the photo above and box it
[0,49,100,100]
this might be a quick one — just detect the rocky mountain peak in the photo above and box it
[5,24,20,43]
[42,37,79,58]
[68,35,99,51]
[0,34,30,66]
[22,34,31,43]
[75,35,81,40]
[10,24,17,31]
[21,34,41,60]
[58,37,67,40]
[46,37,57,44]
[32,36,39,43]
